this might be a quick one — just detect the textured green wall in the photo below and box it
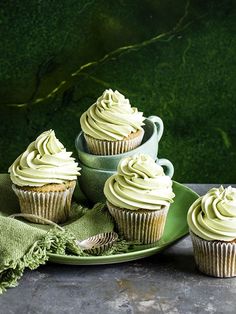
[0,0,235,182]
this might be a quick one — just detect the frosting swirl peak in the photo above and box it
[9,130,81,187]
[187,186,236,241]
[80,89,144,141]
[104,154,175,210]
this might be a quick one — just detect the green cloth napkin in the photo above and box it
[0,174,115,294]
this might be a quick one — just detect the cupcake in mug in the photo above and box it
[187,186,236,277]
[9,130,81,224]
[80,89,145,155]
[104,154,175,244]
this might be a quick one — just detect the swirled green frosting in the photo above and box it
[187,186,236,241]
[9,130,81,187]
[80,89,145,141]
[104,154,175,210]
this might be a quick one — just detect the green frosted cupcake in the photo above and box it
[80,89,145,155]
[104,154,175,244]
[187,186,236,277]
[9,130,81,224]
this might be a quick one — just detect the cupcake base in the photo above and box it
[190,231,236,278]
[107,201,169,244]
[12,181,76,224]
[84,128,144,155]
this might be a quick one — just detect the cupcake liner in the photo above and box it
[190,231,236,278]
[107,202,169,244]
[77,232,118,255]
[12,182,76,224]
[84,128,144,155]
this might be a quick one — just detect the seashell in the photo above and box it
[76,232,118,255]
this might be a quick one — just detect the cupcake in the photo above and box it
[8,130,81,224]
[80,89,145,155]
[187,186,236,277]
[104,154,175,244]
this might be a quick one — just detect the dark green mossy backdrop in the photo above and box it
[0,0,235,182]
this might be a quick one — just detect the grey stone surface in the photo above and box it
[1,184,236,314]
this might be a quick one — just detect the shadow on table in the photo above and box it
[146,250,199,276]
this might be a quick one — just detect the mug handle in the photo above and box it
[148,115,164,142]
[157,158,174,178]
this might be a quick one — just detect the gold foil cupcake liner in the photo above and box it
[12,182,76,224]
[107,202,169,244]
[84,128,144,155]
[190,231,236,278]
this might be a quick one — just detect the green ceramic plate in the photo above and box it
[48,182,199,265]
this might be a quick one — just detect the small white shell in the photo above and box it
[76,232,118,255]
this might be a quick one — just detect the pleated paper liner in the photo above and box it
[12,181,76,224]
[190,231,236,278]
[76,232,118,255]
[107,201,169,244]
[84,128,144,155]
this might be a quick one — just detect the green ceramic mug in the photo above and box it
[75,115,174,203]
[78,158,174,203]
[75,115,173,172]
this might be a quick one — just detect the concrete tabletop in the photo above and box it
[1,184,236,314]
